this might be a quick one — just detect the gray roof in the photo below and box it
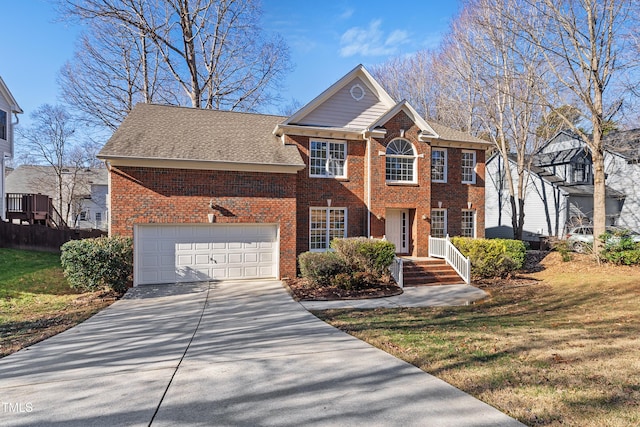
[535,147,589,167]
[99,103,305,167]
[6,165,107,196]
[429,122,491,146]
[604,128,640,161]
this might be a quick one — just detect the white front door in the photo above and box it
[385,209,409,253]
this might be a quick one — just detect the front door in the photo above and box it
[385,209,409,253]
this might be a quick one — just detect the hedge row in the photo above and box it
[451,237,526,279]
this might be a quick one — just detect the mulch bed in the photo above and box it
[284,277,403,301]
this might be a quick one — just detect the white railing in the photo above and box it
[389,256,403,288]
[428,235,471,285]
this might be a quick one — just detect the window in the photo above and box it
[431,149,447,182]
[461,150,476,184]
[79,211,87,221]
[572,159,591,184]
[461,210,475,237]
[0,110,7,140]
[95,212,102,227]
[309,207,347,251]
[309,139,347,178]
[431,209,447,238]
[385,138,417,183]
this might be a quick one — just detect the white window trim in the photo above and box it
[385,138,418,184]
[431,208,447,238]
[432,148,448,183]
[309,207,348,252]
[461,209,476,238]
[461,150,477,184]
[309,139,348,179]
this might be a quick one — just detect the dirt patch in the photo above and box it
[285,277,402,301]
[0,290,122,358]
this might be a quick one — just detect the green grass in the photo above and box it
[1,248,113,357]
[316,253,640,427]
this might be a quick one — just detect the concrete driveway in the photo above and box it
[0,280,523,426]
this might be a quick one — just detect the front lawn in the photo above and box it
[0,248,116,357]
[316,252,640,427]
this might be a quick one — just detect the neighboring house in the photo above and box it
[98,65,490,286]
[486,130,637,243]
[5,165,109,230]
[0,76,23,221]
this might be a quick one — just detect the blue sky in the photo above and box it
[1,0,461,126]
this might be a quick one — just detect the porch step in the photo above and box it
[402,259,463,286]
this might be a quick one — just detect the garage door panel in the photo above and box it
[135,224,278,285]
[228,253,243,264]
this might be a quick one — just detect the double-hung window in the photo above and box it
[431,209,447,238]
[461,150,476,184]
[461,210,475,237]
[0,110,7,140]
[385,138,417,183]
[431,148,447,182]
[310,139,347,178]
[309,207,347,251]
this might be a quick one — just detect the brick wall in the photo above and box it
[286,135,367,256]
[369,111,432,256]
[109,166,298,278]
[431,149,486,238]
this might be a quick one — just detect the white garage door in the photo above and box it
[135,224,278,285]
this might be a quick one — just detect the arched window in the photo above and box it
[385,138,417,183]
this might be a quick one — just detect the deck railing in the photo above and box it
[428,235,471,285]
[389,256,403,288]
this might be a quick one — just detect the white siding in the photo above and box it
[538,133,583,154]
[485,155,568,241]
[296,77,390,129]
[605,153,640,231]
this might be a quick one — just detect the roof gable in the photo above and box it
[368,101,439,140]
[284,65,396,130]
[0,76,23,114]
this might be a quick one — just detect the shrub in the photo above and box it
[330,272,375,290]
[61,236,133,293]
[298,251,346,286]
[552,240,573,262]
[330,237,395,278]
[600,234,640,265]
[451,237,526,279]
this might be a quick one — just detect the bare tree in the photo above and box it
[59,18,180,130]
[511,0,636,253]
[370,51,438,119]
[16,104,96,225]
[60,0,291,117]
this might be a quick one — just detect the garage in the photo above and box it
[134,224,279,285]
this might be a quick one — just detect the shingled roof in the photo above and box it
[429,122,491,146]
[98,104,305,168]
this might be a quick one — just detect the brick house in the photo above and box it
[98,65,490,285]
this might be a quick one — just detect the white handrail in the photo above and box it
[389,256,403,288]
[428,235,471,285]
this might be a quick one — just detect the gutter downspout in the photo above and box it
[366,136,371,237]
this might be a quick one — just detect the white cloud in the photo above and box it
[339,19,410,58]
[339,8,354,20]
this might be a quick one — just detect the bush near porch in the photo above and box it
[298,237,396,291]
[451,237,526,279]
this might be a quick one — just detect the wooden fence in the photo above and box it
[0,221,106,252]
